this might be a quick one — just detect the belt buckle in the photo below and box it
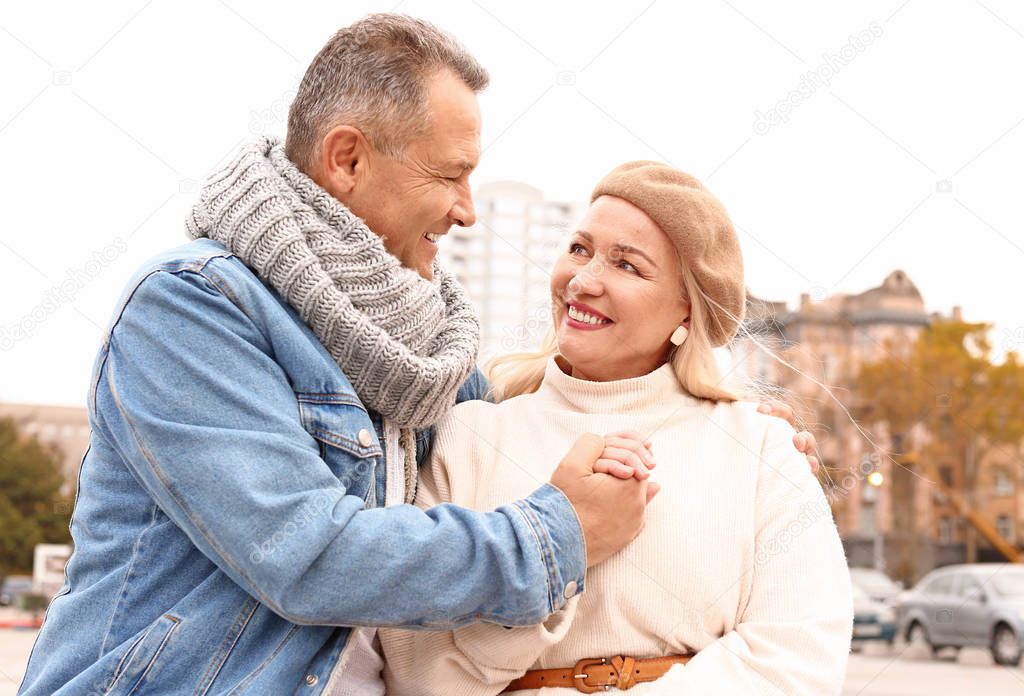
[573,657,614,693]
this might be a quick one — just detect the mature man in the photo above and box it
[19,14,816,695]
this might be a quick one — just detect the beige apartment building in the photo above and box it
[732,270,1022,582]
[0,401,90,495]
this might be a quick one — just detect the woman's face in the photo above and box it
[550,195,691,381]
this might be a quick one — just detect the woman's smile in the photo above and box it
[565,301,614,331]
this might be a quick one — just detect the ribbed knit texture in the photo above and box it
[379,358,853,695]
[186,137,480,430]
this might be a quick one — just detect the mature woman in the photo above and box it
[379,162,853,695]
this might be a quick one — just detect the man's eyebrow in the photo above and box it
[574,230,658,268]
[449,159,478,172]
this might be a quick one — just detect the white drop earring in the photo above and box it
[670,325,689,346]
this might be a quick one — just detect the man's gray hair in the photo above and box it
[286,14,489,171]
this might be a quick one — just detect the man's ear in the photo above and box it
[318,125,367,197]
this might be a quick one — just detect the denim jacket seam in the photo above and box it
[294,392,366,408]
[225,624,303,696]
[107,627,149,691]
[89,267,163,415]
[190,263,276,352]
[125,614,181,695]
[98,503,161,658]
[544,482,586,592]
[193,597,260,696]
[106,359,296,622]
[89,257,255,415]
[99,250,235,348]
[509,501,557,614]
[296,401,382,459]
[306,432,381,459]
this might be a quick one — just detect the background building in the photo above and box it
[0,402,89,495]
[732,271,1023,582]
[440,181,584,359]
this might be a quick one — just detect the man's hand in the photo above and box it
[757,400,820,474]
[550,434,653,568]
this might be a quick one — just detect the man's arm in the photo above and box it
[381,434,579,696]
[94,267,584,629]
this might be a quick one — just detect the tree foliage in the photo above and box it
[0,417,72,580]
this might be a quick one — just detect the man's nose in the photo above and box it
[449,191,476,228]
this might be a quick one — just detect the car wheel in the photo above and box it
[992,624,1023,667]
[907,622,935,657]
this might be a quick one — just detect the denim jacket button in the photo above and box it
[357,429,373,447]
[305,673,319,686]
[563,580,578,598]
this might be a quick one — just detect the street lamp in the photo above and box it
[867,469,885,571]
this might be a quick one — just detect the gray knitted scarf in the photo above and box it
[186,137,480,437]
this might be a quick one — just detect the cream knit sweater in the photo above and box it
[379,358,853,695]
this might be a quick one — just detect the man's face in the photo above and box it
[346,70,481,280]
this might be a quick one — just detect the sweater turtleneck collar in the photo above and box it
[535,355,703,414]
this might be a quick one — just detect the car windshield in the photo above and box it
[988,571,1024,598]
[851,583,871,603]
[852,569,897,593]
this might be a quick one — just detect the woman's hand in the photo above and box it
[756,400,820,474]
[593,430,661,503]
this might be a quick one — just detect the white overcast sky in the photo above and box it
[1,0,1022,406]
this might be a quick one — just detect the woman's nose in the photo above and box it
[567,261,604,296]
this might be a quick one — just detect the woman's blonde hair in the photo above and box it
[486,260,749,403]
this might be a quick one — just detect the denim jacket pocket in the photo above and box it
[296,394,381,503]
[106,613,181,695]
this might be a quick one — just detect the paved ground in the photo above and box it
[3,630,1024,695]
[0,629,34,696]
[842,641,1024,695]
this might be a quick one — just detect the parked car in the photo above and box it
[852,582,896,645]
[0,576,33,607]
[896,563,1024,666]
[850,566,903,605]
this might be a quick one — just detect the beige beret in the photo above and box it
[591,161,745,347]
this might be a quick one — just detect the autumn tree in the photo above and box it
[856,320,1024,571]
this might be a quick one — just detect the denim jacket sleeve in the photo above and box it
[92,266,585,628]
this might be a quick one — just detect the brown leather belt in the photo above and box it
[501,654,692,693]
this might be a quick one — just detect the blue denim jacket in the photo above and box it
[19,239,585,696]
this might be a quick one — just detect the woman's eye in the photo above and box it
[569,243,589,256]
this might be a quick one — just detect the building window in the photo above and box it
[995,469,1013,497]
[938,516,954,544]
[939,465,954,487]
[997,515,1014,542]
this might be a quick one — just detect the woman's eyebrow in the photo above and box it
[576,230,658,268]
[613,244,658,268]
